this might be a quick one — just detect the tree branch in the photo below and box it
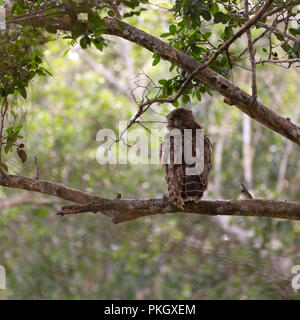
[57,198,300,223]
[256,21,299,43]
[0,171,97,204]
[256,58,300,65]
[0,171,299,223]
[261,0,300,19]
[102,18,300,146]
[6,3,300,146]
[232,29,269,67]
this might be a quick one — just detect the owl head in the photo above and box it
[166,108,201,130]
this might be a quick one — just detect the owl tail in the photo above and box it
[181,175,204,203]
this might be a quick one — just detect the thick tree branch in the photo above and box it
[101,18,300,146]
[0,171,299,223]
[6,5,300,145]
[58,198,300,224]
[0,170,97,204]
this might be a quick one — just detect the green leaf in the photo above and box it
[214,12,227,24]
[19,87,27,99]
[200,9,211,21]
[182,95,190,104]
[196,90,202,102]
[211,3,219,16]
[93,40,103,51]
[45,25,57,34]
[80,36,91,49]
[63,48,71,57]
[4,144,11,154]
[158,79,167,85]
[88,14,106,32]
[289,28,300,37]
[281,43,290,53]
[152,54,160,66]
[172,100,179,107]
[169,25,176,35]
[5,127,13,134]
[169,64,175,72]
[108,10,115,17]
[123,0,140,9]
[203,32,212,39]
[123,12,134,18]
[275,33,284,41]
[15,125,23,132]
[34,56,42,64]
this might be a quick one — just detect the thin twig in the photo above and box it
[244,0,257,102]
[34,156,40,179]
[256,21,299,43]
[261,0,300,19]
[199,0,273,70]
[0,98,8,163]
[232,29,268,67]
[240,182,254,199]
[256,58,300,65]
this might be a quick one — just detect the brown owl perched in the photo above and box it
[160,108,212,210]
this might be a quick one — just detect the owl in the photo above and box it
[160,108,212,210]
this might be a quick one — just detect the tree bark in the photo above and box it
[1,171,299,224]
[6,12,300,146]
[101,18,300,146]
[58,198,300,224]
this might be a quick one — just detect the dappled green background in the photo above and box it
[0,2,299,299]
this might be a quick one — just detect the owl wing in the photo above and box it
[181,133,212,203]
[160,138,185,210]
[160,131,212,209]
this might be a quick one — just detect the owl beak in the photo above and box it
[175,119,178,127]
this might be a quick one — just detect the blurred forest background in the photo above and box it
[0,1,299,299]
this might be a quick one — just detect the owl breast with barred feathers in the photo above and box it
[160,108,212,210]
